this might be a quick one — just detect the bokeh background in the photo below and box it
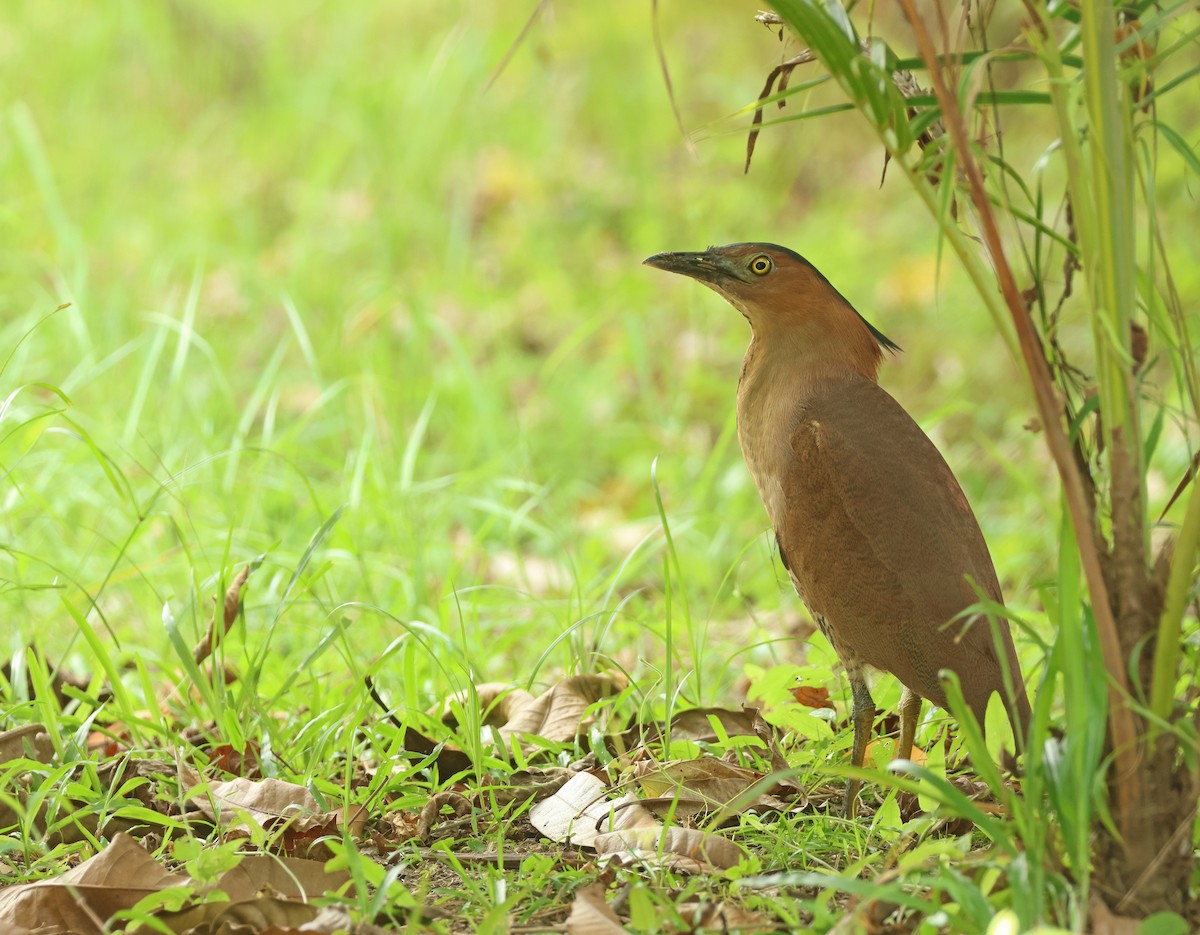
[3,2,1191,714]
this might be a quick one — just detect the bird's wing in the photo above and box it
[780,375,1008,700]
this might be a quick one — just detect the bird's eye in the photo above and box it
[749,255,773,275]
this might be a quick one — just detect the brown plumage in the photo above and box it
[645,242,1030,813]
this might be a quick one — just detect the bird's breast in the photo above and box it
[736,366,804,534]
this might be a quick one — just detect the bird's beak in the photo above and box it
[643,250,728,285]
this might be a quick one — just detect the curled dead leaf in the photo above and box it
[0,833,186,933]
[593,826,747,872]
[663,706,760,743]
[193,563,255,666]
[418,791,472,843]
[216,854,351,901]
[498,674,626,743]
[566,883,626,934]
[790,685,834,710]
[435,682,536,729]
[188,777,336,833]
[0,723,54,765]
[529,772,619,846]
[152,895,318,933]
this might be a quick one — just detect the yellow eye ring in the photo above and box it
[749,255,773,275]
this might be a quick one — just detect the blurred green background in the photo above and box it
[2,1,1190,713]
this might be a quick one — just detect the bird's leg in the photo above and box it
[897,686,922,762]
[843,672,876,817]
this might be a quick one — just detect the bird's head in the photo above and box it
[644,243,898,380]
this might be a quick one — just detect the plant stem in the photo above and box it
[897,0,1142,837]
[1151,481,1200,723]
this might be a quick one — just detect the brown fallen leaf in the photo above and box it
[150,894,318,933]
[662,706,760,743]
[566,883,627,934]
[216,854,352,901]
[498,674,626,743]
[791,685,834,710]
[188,777,335,832]
[436,682,536,729]
[0,833,187,934]
[593,826,747,873]
[675,899,783,932]
[193,563,254,666]
[635,757,767,811]
[0,723,54,765]
[418,791,472,843]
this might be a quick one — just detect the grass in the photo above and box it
[1,1,1197,932]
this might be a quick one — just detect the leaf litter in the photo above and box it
[1,570,1009,933]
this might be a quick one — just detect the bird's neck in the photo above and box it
[738,328,881,409]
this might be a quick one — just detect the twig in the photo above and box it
[745,51,816,173]
[364,675,405,731]
[651,0,696,156]
[485,0,551,93]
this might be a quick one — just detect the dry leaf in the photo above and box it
[0,833,187,934]
[0,723,54,765]
[593,826,747,872]
[791,685,834,709]
[529,772,617,846]
[193,564,253,665]
[499,674,626,743]
[189,777,335,832]
[664,707,760,743]
[149,894,318,933]
[675,900,781,931]
[635,758,765,810]
[217,855,351,901]
[566,883,627,934]
[436,682,536,728]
